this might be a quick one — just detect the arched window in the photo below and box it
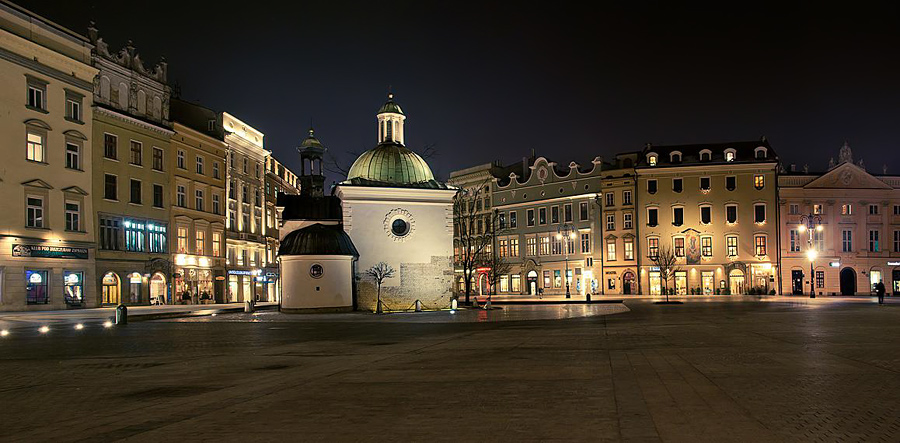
[670,151,682,163]
[118,82,129,109]
[699,149,712,161]
[754,146,768,159]
[386,118,393,141]
[100,76,110,100]
[724,148,737,162]
[646,153,658,166]
[137,90,146,115]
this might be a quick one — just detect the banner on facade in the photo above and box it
[685,231,700,265]
[12,244,88,259]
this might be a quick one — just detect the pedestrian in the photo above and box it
[876,280,886,305]
[538,287,543,299]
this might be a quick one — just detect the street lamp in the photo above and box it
[798,213,823,298]
[557,223,578,300]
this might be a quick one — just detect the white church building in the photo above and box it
[278,94,455,312]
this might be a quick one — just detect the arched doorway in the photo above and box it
[478,273,488,295]
[526,270,538,295]
[840,267,856,295]
[101,272,120,305]
[127,272,143,304]
[729,269,745,295]
[623,271,635,295]
[150,273,167,305]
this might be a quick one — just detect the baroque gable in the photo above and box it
[803,163,892,190]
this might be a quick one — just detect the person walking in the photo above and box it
[876,280,886,305]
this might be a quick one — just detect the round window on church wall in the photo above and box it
[391,219,410,237]
[309,263,324,279]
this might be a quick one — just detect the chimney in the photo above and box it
[789,163,796,172]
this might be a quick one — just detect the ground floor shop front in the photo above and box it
[226,268,278,303]
[782,257,900,296]
[96,256,171,306]
[0,239,96,311]
[456,259,601,298]
[639,261,778,296]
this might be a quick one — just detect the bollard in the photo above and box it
[115,304,128,325]
[245,300,255,313]
[415,300,422,312]
[450,299,458,310]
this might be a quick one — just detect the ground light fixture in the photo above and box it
[103,321,114,328]
[39,326,50,334]
[0,330,9,337]
[74,323,84,330]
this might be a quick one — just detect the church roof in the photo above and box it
[299,128,325,151]
[346,141,436,185]
[377,93,403,115]
[278,223,359,257]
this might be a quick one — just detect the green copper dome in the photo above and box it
[346,142,435,184]
[377,93,404,115]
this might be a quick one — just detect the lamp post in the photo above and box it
[557,223,577,299]
[798,213,823,298]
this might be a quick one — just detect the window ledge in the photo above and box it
[26,159,49,166]
[65,229,88,234]
[64,167,85,172]
[130,163,144,168]
[64,117,85,125]
[26,105,49,114]
[25,226,50,231]
[104,157,119,162]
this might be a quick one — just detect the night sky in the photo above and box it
[18,1,900,183]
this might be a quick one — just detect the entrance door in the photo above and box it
[623,272,635,295]
[101,272,120,304]
[840,267,856,295]
[791,270,804,295]
[648,271,661,295]
[526,271,538,296]
[150,273,166,305]
[729,270,745,295]
[893,270,900,295]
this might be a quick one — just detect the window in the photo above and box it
[790,204,799,215]
[242,185,248,203]
[895,205,900,215]
[104,133,117,159]
[148,222,167,253]
[177,227,188,253]
[841,204,852,215]
[177,150,185,169]
[790,230,801,252]
[65,201,80,231]
[580,202,589,221]
[648,237,659,258]
[243,157,248,174]
[670,152,682,163]
[500,275,509,292]
[700,206,711,224]
[66,92,82,122]
[551,235,562,255]
[870,230,880,252]
[672,178,683,193]
[673,207,684,226]
[726,176,736,191]
[99,216,120,250]
[607,240,616,261]
[130,180,141,204]
[648,154,657,166]
[65,142,80,170]
[104,174,117,200]
[624,240,634,260]
[255,189,262,207]
[623,190,632,205]
[606,214,615,231]
[700,150,711,161]
[551,206,559,224]
[842,230,852,252]
[605,193,615,207]
[26,196,44,228]
[196,156,205,174]
[725,150,735,162]
[498,212,506,230]
[700,177,710,191]
[895,230,900,253]
[813,204,823,215]
[813,230,824,251]
[228,208,236,229]
[196,230,205,255]
[726,205,737,224]
[254,212,261,233]
[511,274,521,292]
[539,235,550,255]
[509,211,517,228]
[213,194,220,214]
[213,232,222,257]
[130,141,142,165]
[196,190,204,211]
[177,185,186,207]
[816,271,825,288]
[213,162,220,179]
[26,270,49,304]
[647,179,657,194]
[701,236,712,257]
[26,131,44,162]
[498,238,508,258]
[564,204,572,222]
[539,207,547,225]
[509,237,519,257]
[754,175,764,190]
[581,233,590,253]
[726,236,738,257]
[26,79,46,110]
[623,213,633,229]
[527,237,537,256]
[63,270,83,305]
[153,184,164,208]
[674,237,685,257]
[754,204,766,223]
[647,208,658,227]
[755,235,767,256]
[869,204,879,215]
[124,219,146,252]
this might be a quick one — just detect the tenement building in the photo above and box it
[263,148,300,301]
[636,139,780,295]
[779,143,900,296]
[598,153,640,295]
[89,27,173,306]
[491,155,606,298]
[223,112,271,302]
[0,3,98,310]
[169,99,227,303]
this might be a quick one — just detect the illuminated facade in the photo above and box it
[263,153,300,302]
[598,153,640,295]
[170,99,227,303]
[0,3,99,310]
[779,143,900,296]
[636,140,780,296]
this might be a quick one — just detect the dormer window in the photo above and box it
[670,151,682,164]
[724,148,736,162]
[754,146,768,159]
[699,149,712,161]
[647,153,658,166]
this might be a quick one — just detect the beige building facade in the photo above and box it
[0,2,98,310]
[779,143,900,296]
[636,140,780,296]
[598,153,640,295]
[263,153,300,302]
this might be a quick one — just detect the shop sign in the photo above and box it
[266,272,277,277]
[12,244,88,259]
[887,261,900,266]
[215,276,226,281]
[830,261,841,267]
[228,270,257,276]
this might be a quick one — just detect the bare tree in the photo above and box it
[364,262,395,314]
[649,245,682,302]
[454,182,507,305]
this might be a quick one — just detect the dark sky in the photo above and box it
[19,1,900,182]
